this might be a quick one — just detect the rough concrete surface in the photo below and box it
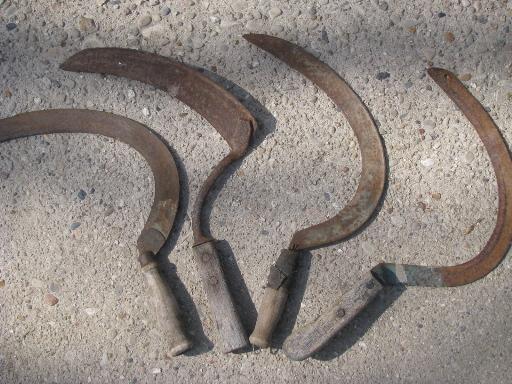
[1,0,512,383]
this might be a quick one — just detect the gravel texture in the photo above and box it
[1,0,512,383]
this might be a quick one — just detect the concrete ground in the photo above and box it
[1,0,512,383]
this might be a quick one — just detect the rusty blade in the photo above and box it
[373,68,512,287]
[0,109,179,256]
[0,109,193,355]
[244,34,386,251]
[61,48,257,245]
[62,48,256,352]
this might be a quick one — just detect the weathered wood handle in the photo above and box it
[249,249,299,348]
[249,286,289,348]
[283,272,383,360]
[193,240,248,353]
[142,262,192,356]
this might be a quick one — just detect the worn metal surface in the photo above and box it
[60,48,257,246]
[245,34,386,349]
[244,34,386,251]
[284,68,512,360]
[0,109,192,355]
[0,109,179,260]
[372,68,512,287]
[282,68,512,360]
[61,48,257,351]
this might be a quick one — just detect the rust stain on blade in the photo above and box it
[0,109,179,257]
[244,34,386,251]
[373,68,512,287]
[61,48,257,245]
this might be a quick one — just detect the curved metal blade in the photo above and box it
[244,34,386,251]
[61,48,257,245]
[62,48,257,351]
[373,68,512,287]
[0,109,179,258]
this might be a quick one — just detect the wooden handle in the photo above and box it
[143,262,192,356]
[249,249,299,348]
[249,286,289,348]
[193,240,248,353]
[283,272,383,361]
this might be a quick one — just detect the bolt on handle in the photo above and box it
[193,240,248,353]
[249,249,299,348]
[283,271,383,361]
[142,261,192,356]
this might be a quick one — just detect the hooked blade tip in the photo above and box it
[427,67,453,82]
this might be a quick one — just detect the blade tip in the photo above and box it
[427,67,452,81]
[243,33,261,43]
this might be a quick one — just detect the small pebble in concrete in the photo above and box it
[270,24,284,33]
[160,6,171,16]
[438,12,446,17]
[85,307,98,316]
[78,16,96,32]
[431,192,442,200]
[6,22,17,31]
[421,47,436,61]
[107,329,118,339]
[127,89,136,99]
[321,27,329,43]
[138,15,152,28]
[142,107,150,117]
[465,224,475,235]
[391,215,405,227]
[379,1,389,11]
[70,222,81,230]
[268,7,282,18]
[44,293,59,306]
[78,189,87,200]
[0,279,5,288]
[376,71,390,80]
[152,368,162,374]
[444,32,455,42]
[49,282,60,293]
[423,120,435,129]
[421,158,434,167]
[464,151,475,163]
[127,25,139,36]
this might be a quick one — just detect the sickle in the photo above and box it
[283,68,512,360]
[0,109,191,356]
[61,49,257,352]
[243,34,386,348]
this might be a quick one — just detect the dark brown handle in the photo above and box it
[142,262,192,356]
[283,272,383,360]
[249,249,299,348]
[193,240,248,353]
